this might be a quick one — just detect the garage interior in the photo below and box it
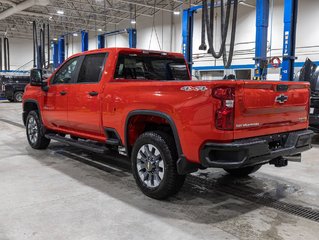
[0,0,319,239]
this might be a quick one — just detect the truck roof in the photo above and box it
[70,47,185,59]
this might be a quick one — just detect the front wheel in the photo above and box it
[14,91,23,102]
[26,111,50,149]
[224,164,262,177]
[131,131,185,199]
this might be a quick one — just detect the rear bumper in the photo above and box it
[200,129,313,169]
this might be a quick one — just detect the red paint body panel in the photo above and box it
[23,48,311,164]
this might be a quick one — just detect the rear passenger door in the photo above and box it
[67,53,108,137]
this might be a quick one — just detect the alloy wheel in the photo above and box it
[27,116,38,144]
[136,144,165,189]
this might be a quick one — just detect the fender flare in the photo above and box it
[124,110,183,157]
[23,99,41,125]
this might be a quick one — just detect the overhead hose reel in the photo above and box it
[200,0,238,68]
[3,37,10,71]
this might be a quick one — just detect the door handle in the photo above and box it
[60,91,67,96]
[88,91,98,96]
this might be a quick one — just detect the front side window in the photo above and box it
[77,53,107,83]
[114,54,190,81]
[52,57,80,84]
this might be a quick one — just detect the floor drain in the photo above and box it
[187,175,319,223]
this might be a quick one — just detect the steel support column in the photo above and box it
[182,8,194,73]
[254,0,269,80]
[97,35,105,49]
[81,30,88,52]
[128,28,137,48]
[52,41,58,68]
[281,0,298,81]
[58,36,65,66]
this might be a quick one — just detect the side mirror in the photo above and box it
[30,69,43,86]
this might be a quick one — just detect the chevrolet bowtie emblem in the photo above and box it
[275,94,288,104]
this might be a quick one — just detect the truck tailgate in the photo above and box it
[234,81,310,139]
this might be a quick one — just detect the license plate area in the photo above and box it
[265,133,288,151]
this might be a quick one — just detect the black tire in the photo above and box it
[224,164,262,177]
[8,98,14,102]
[131,131,185,200]
[26,110,51,149]
[13,91,23,102]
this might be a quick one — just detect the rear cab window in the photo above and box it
[114,52,190,81]
[77,53,108,83]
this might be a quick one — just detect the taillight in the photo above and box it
[213,87,235,130]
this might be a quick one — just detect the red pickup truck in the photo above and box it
[23,48,313,199]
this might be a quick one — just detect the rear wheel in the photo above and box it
[131,131,185,199]
[224,164,262,177]
[26,111,50,149]
[14,91,23,102]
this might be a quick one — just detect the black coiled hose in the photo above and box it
[33,21,38,68]
[199,3,207,50]
[201,0,238,68]
[223,0,238,68]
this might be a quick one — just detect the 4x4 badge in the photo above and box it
[275,94,288,104]
[181,86,208,92]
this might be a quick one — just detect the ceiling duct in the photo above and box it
[0,0,50,20]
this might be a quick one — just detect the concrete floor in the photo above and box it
[0,100,319,240]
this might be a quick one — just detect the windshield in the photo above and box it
[114,53,190,81]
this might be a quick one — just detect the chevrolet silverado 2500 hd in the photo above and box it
[23,48,313,199]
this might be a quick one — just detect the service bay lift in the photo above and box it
[182,0,298,81]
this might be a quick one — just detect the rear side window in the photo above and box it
[77,53,107,83]
[114,54,190,81]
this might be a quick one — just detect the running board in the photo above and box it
[45,134,108,154]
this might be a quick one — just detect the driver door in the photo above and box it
[42,57,81,130]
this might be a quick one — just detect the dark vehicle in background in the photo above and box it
[298,58,319,132]
[0,75,30,102]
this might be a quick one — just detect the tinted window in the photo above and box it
[114,54,190,81]
[77,53,107,83]
[52,57,79,84]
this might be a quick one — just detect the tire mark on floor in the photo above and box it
[0,118,24,128]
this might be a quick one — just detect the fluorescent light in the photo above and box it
[49,16,53,20]
[53,38,58,41]
[73,33,78,37]
[97,28,103,32]
[57,10,64,15]
[173,11,180,15]
[131,19,136,24]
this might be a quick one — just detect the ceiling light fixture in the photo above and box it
[57,10,64,15]
[131,19,136,24]
[173,11,180,15]
[73,33,78,37]
[97,28,103,32]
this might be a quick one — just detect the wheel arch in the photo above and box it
[124,110,183,157]
[23,99,41,126]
